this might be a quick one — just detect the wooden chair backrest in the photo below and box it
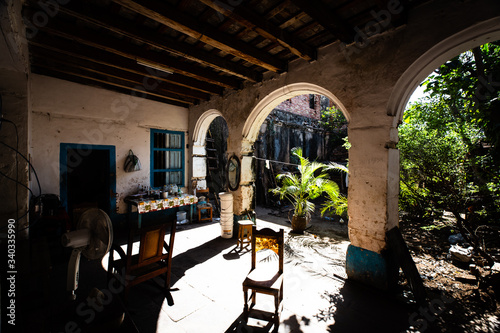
[251,226,284,273]
[129,224,169,270]
[197,188,210,203]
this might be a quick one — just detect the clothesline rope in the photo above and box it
[252,156,299,167]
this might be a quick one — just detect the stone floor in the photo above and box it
[19,206,416,332]
[116,207,414,333]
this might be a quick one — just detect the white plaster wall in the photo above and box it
[30,74,189,214]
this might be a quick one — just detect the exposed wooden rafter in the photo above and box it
[289,0,355,43]
[23,0,414,107]
[198,0,316,61]
[43,0,262,82]
[111,0,287,72]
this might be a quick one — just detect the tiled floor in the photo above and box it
[117,208,413,333]
[20,207,415,333]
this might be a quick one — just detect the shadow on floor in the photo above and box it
[323,280,414,333]
[170,235,237,285]
[18,221,237,333]
[225,312,278,333]
[124,234,238,332]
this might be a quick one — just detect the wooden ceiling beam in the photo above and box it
[264,1,293,20]
[290,0,354,43]
[30,46,211,102]
[32,65,190,107]
[34,18,241,89]
[111,0,287,72]
[198,0,316,61]
[34,0,261,82]
[29,32,224,96]
[31,60,194,106]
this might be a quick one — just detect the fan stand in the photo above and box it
[61,208,112,301]
[67,247,83,300]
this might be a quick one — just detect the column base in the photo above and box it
[346,244,397,291]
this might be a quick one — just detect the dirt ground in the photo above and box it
[257,205,500,332]
[399,218,500,333]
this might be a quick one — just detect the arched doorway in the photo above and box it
[362,18,500,290]
[191,109,228,204]
[236,82,349,219]
[386,17,500,232]
[243,83,349,145]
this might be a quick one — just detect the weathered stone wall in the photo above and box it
[0,0,31,235]
[188,0,500,261]
[259,109,326,160]
[274,94,328,120]
[254,109,326,205]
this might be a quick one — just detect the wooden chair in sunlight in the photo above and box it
[242,226,284,331]
[108,221,175,305]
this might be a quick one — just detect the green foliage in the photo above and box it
[320,106,349,159]
[271,147,347,218]
[321,161,348,218]
[399,42,500,225]
[320,106,347,129]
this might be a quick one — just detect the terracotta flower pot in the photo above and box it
[291,215,309,233]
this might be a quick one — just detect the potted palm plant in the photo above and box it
[271,147,348,233]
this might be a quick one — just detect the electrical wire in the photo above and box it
[0,118,43,232]
[1,118,19,221]
[0,169,35,197]
[0,140,42,196]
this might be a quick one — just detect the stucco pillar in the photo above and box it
[227,148,255,236]
[229,137,254,213]
[234,155,255,214]
[191,143,207,189]
[345,124,399,290]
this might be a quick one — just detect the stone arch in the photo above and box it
[193,109,224,148]
[364,16,500,289]
[384,16,500,234]
[242,82,349,145]
[388,17,500,127]
[191,109,225,187]
[234,82,348,215]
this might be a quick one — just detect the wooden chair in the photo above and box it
[108,221,176,305]
[198,205,213,222]
[196,187,212,222]
[242,226,284,331]
[196,188,210,202]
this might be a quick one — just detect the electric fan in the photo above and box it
[61,208,113,300]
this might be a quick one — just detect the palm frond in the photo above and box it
[272,146,348,218]
[325,162,348,174]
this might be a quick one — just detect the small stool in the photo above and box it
[237,220,253,250]
[198,205,212,222]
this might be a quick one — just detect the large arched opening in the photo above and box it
[233,83,350,217]
[389,17,500,124]
[386,17,500,232]
[360,17,500,291]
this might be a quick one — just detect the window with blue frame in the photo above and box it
[151,129,184,188]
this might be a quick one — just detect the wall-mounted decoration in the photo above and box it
[124,149,141,172]
[227,154,241,191]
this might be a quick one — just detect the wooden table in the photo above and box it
[125,194,198,228]
[110,194,198,305]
